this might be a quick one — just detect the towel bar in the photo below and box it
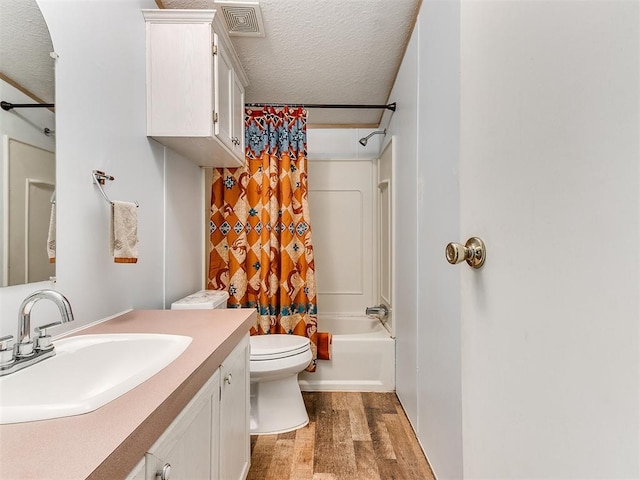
[92,170,139,207]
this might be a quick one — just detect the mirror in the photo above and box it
[0,0,56,286]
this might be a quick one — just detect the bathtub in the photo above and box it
[298,315,395,392]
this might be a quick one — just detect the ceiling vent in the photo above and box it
[214,1,265,37]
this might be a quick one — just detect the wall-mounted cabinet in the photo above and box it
[142,10,248,167]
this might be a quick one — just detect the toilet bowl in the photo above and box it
[249,334,312,435]
[170,291,312,436]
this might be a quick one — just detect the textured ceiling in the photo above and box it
[163,0,420,126]
[1,0,419,127]
[0,0,55,104]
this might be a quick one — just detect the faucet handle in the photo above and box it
[35,321,63,351]
[0,335,15,365]
[35,321,63,336]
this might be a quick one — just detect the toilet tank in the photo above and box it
[170,290,229,310]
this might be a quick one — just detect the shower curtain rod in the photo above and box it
[1,101,54,111]
[245,102,396,111]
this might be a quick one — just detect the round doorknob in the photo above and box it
[445,237,486,269]
[445,242,467,265]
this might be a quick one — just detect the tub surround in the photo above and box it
[0,308,256,479]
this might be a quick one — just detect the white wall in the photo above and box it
[0,0,203,338]
[416,2,463,478]
[386,18,420,440]
[389,0,640,478]
[387,5,464,476]
[164,145,205,307]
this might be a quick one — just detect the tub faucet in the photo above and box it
[0,289,74,376]
[365,304,389,320]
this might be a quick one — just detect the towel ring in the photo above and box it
[92,170,139,207]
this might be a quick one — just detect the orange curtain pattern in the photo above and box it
[208,106,318,370]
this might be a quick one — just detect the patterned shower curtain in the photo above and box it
[207,106,318,370]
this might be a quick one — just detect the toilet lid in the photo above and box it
[171,290,229,310]
[250,335,311,360]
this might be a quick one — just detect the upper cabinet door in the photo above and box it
[212,31,220,139]
[145,18,213,137]
[232,73,245,158]
[216,38,235,153]
[142,9,248,168]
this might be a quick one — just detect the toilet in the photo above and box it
[171,290,312,435]
[249,334,312,435]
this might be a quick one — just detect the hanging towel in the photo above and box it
[316,332,332,360]
[47,203,56,263]
[110,201,138,263]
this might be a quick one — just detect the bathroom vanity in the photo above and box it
[0,308,255,479]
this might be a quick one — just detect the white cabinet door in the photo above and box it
[219,334,250,480]
[145,17,213,137]
[215,36,235,154]
[210,368,221,480]
[231,73,245,159]
[145,371,219,480]
[212,31,245,161]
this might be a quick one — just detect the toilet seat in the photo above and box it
[250,335,311,361]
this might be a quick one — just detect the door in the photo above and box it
[457,2,639,476]
[145,384,213,480]
[215,37,235,153]
[231,74,244,158]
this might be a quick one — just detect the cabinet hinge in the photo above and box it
[213,112,218,123]
[212,43,218,56]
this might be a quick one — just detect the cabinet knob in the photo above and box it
[224,373,232,385]
[156,463,171,480]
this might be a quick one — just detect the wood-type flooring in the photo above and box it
[247,392,435,480]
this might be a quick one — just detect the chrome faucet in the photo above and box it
[0,289,74,376]
[366,304,389,320]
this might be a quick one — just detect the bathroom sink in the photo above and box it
[0,333,192,424]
